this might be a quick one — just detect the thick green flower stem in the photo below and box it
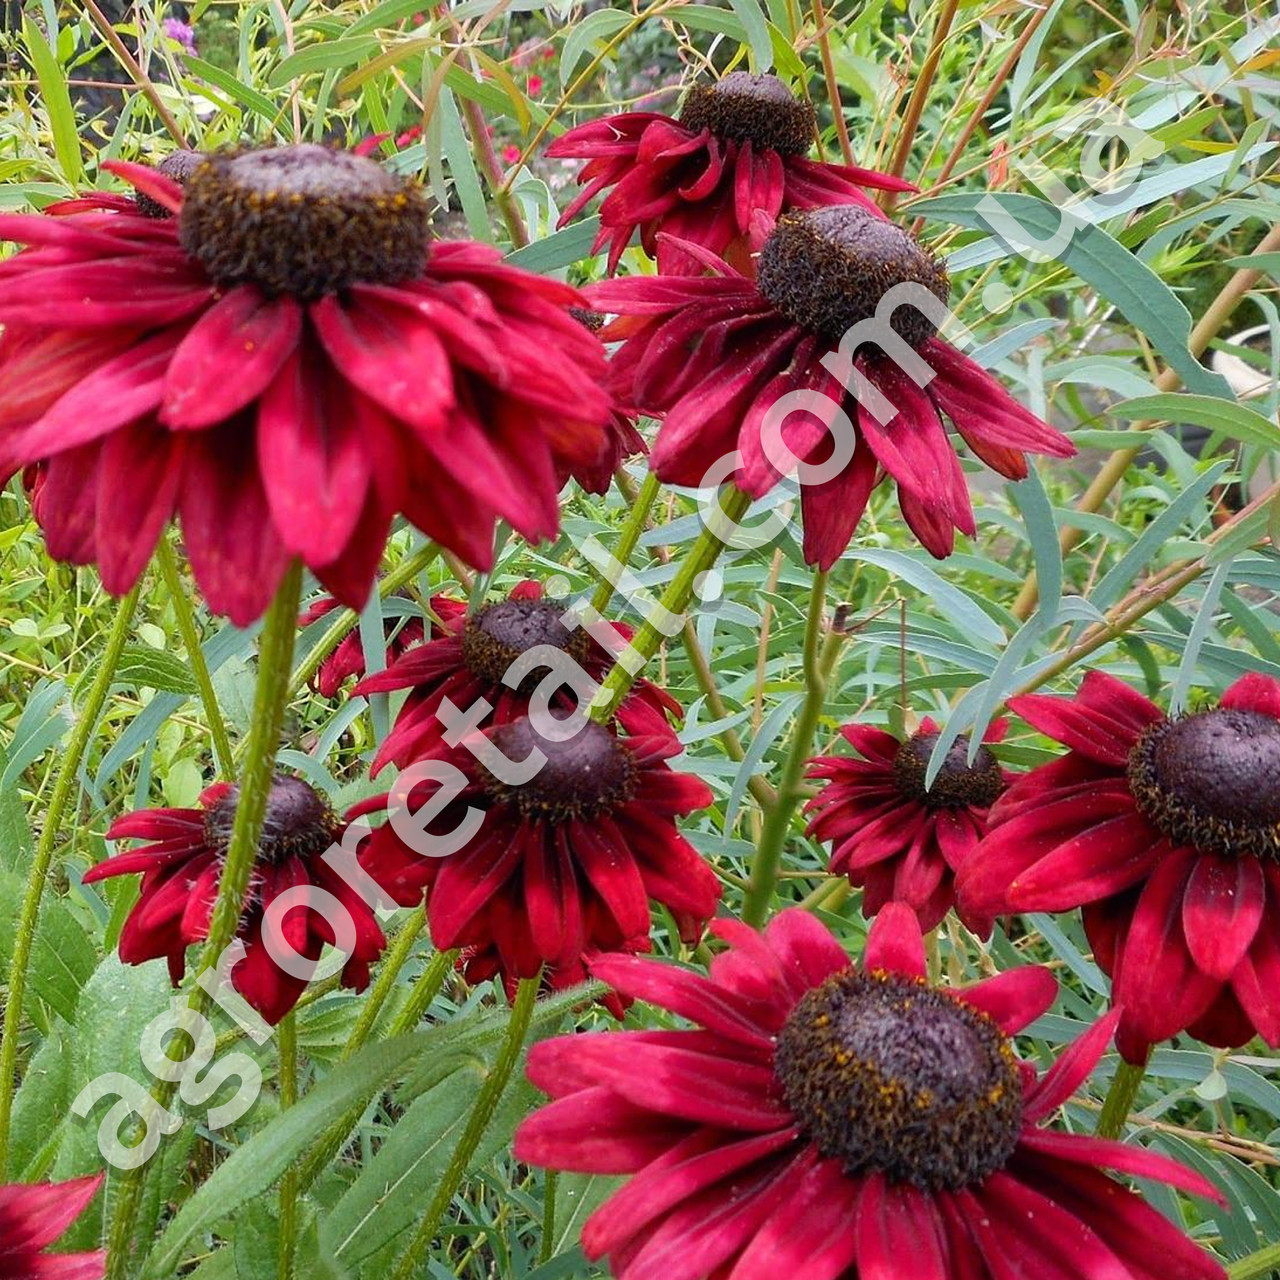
[742,571,843,928]
[540,1171,557,1264]
[0,582,141,1176]
[289,540,440,696]
[277,1013,299,1280]
[590,486,752,725]
[391,975,541,1280]
[105,562,303,1280]
[1229,1242,1280,1280]
[1096,1055,1149,1139]
[590,470,662,616]
[156,541,233,775]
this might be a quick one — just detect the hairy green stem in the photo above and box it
[277,1013,299,1280]
[590,486,751,724]
[743,572,842,927]
[391,976,541,1280]
[540,1170,558,1264]
[0,582,140,1176]
[1096,1056,1149,1140]
[590,470,661,616]
[157,542,232,775]
[106,563,303,1279]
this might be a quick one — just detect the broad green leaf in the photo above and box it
[0,867,97,1024]
[438,86,491,240]
[114,645,200,696]
[1087,461,1229,612]
[321,1065,485,1262]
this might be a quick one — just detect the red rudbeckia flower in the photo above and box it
[0,1176,105,1280]
[516,904,1224,1280]
[958,670,1280,1064]
[548,72,914,274]
[297,591,466,699]
[588,206,1075,567]
[354,579,681,774]
[806,716,1010,931]
[0,146,611,623]
[85,775,384,1024]
[354,713,719,989]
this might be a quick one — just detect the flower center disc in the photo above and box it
[774,971,1023,1190]
[179,144,430,300]
[893,731,1005,810]
[677,71,815,157]
[482,718,637,822]
[1128,707,1280,861]
[461,597,593,688]
[757,206,950,349]
[203,774,340,865]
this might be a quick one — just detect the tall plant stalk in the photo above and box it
[105,562,303,1279]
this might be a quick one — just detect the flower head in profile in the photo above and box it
[355,713,719,991]
[516,904,1224,1280]
[806,716,1010,931]
[959,670,1280,1063]
[548,72,914,274]
[0,1175,105,1279]
[0,146,611,623]
[354,579,680,773]
[297,591,465,699]
[589,205,1075,567]
[86,775,384,1024]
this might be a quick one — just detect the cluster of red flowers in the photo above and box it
[805,672,1280,1072]
[0,65,1253,1280]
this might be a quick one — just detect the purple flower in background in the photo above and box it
[163,17,197,53]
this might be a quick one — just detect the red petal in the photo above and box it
[1181,852,1266,981]
[256,344,372,563]
[862,902,926,979]
[162,288,301,428]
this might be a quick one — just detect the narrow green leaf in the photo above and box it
[183,57,282,123]
[560,8,632,87]
[22,18,83,185]
[918,193,1232,400]
[727,0,773,69]
[1227,252,1280,275]
[1112,392,1280,450]
[507,217,602,272]
[267,36,381,87]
